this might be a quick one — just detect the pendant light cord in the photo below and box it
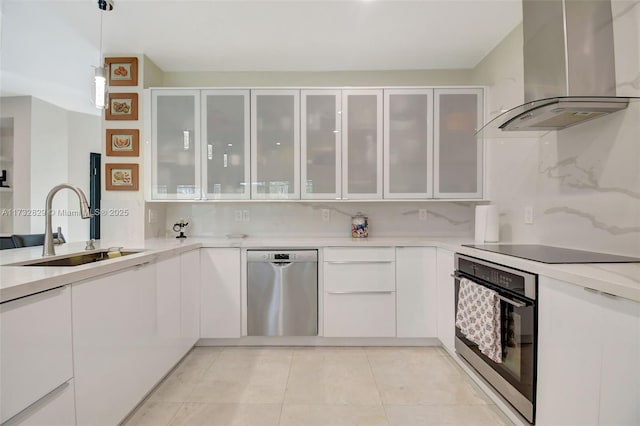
[99,10,103,67]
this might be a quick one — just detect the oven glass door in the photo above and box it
[454,275,536,403]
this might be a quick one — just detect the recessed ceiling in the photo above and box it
[97,0,522,72]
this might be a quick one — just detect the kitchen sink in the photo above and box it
[10,249,144,267]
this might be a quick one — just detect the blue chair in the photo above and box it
[0,236,16,250]
[11,233,65,248]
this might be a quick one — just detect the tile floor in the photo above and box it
[124,347,513,426]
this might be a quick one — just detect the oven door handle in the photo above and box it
[496,294,527,308]
[452,273,528,308]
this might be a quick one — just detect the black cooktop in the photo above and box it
[462,244,640,264]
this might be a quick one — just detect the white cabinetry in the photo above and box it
[0,286,73,424]
[342,90,383,199]
[151,89,201,199]
[301,90,342,199]
[72,262,158,426]
[396,247,437,338]
[434,88,483,199]
[384,89,434,199]
[2,381,76,426]
[537,276,640,426]
[323,247,395,337]
[251,90,300,199]
[156,255,183,367]
[201,90,251,199]
[200,248,241,338]
[435,248,455,353]
[181,249,201,349]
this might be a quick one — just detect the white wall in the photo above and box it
[472,2,640,256]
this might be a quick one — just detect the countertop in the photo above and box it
[1,236,639,304]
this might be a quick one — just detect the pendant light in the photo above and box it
[94,1,114,109]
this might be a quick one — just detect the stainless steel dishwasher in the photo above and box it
[247,250,318,336]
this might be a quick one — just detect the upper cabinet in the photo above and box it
[201,90,250,200]
[151,90,201,200]
[342,90,383,199]
[301,90,342,200]
[434,88,484,199]
[148,86,484,201]
[251,90,300,200]
[384,89,434,199]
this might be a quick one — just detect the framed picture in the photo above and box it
[106,129,139,157]
[105,57,138,86]
[106,93,138,121]
[105,163,139,191]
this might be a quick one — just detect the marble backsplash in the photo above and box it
[155,201,475,239]
[487,102,640,257]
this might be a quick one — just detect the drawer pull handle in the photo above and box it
[327,290,394,295]
[326,261,393,265]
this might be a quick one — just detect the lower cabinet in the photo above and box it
[2,380,76,426]
[0,286,73,424]
[181,249,201,349]
[435,248,455,352]
[156,255,184,370]
[323,247,396,337]
[200,248,241,338]
[536,276,640,426]
[72,262,158,426]
[396,247,437,338]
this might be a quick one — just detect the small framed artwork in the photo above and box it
[106,129,139,157]
[106,93,138,121]
[106,163,139,191]
[104,57,138,86]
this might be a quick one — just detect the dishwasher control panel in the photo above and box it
[247,250,318,263]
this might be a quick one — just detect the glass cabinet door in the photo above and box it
[251,90,300,199]
[301,90,341,200]
[383,89,433,199]
[434,88,484,199]
[201,90,250,199]
[151,90,200,199]
[342,89,383,199]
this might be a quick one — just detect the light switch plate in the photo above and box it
[234,210,243,222]
[242,210,250,222]
[321,209,331,222]
[524,206,534,224]
[418,209,428,221]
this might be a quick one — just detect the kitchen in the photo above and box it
[0,0,639,425]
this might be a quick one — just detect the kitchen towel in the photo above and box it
[455,277,502,363]
[475,205,499,243]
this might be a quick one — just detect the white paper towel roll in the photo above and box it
[475,205,499,243]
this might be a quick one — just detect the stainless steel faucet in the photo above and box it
[43,184,92,256]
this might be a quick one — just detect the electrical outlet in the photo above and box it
[418,209,428,221]
[242,209,250,222]
[234,210,243,222]
[147,208,158,224]
[321,209,331,222]
[524,206,534,224]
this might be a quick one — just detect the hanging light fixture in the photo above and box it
[93,0,114,109]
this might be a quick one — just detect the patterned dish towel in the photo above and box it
[455,277,502,363]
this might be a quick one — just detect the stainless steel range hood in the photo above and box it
[489,0,635,132]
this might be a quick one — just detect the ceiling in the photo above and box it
[93,0,523,72]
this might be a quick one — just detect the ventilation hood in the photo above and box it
[486,0,636,133]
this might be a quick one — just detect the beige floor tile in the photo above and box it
[367,348,464,382]
[384,404,514,426]
[285,353,381,405]
[123,401,182,426]
[187,355,292,403]
[376,376,490,406]
[148,370,206,403]
[168,402,281,426]
[280,404,389,426]
[218,347,295,361]
[178,347,224,371]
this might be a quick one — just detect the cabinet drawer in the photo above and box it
[0,286,73,423]
[324,292,396,337]
[2,380,76,426]
[324,261,395,292]
[324,247,395,262]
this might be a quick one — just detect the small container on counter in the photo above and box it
[351,212,369,238]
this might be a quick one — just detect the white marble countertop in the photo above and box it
[1,236,639,304]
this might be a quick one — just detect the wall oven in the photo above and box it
[453,253,538,424]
